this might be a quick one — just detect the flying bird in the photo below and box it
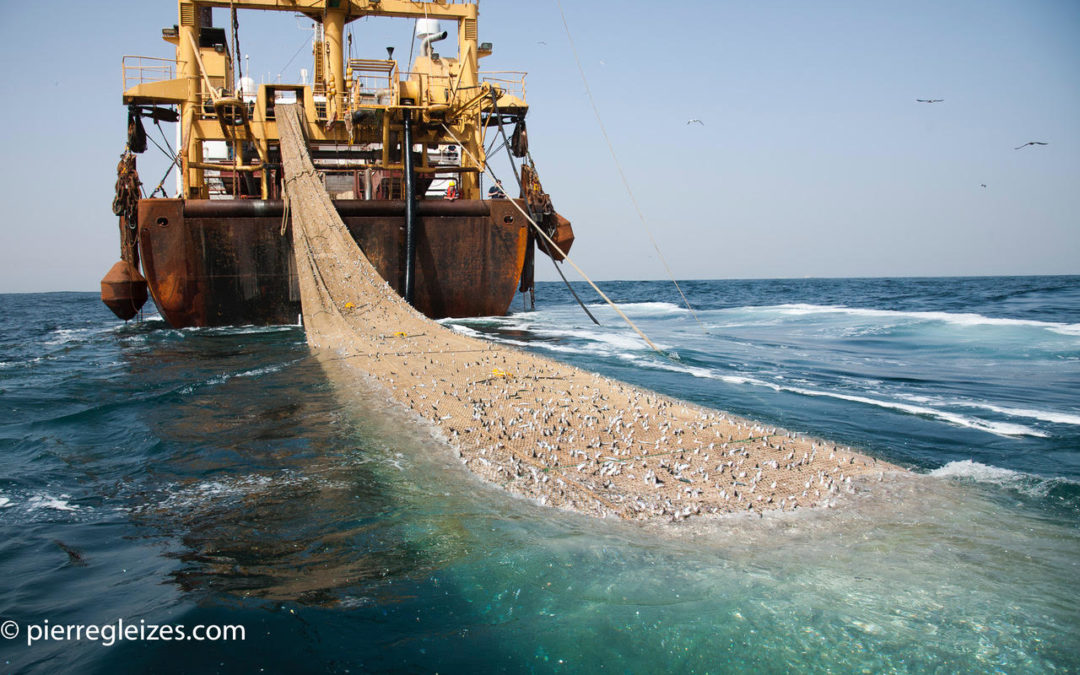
[1014,141,1048,150]
[686,119,704,126]
[980,184,987,188]
[916,98,944,103]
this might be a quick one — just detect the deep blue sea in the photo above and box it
[1,276,1078,673]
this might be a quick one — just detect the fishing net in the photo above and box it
[277,104,895,520]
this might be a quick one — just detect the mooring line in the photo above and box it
[486,89,601,326]
[553,0,707,334]
[441,124,664,354]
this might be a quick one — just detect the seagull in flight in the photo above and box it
[916,98,944,103]
[1014,141,1048,150]
[686,119,704,126]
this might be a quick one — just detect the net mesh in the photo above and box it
[277,104,896,520]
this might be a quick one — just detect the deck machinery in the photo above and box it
[103,0,573,326]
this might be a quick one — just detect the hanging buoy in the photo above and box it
[100,260,148,321]
[538,213,575,261]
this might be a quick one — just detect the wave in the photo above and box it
[531,325,661,354]
[444,323,587,355]
[629,357,1048,438]
[930,460,1079,500]
[789,390,1048,438]
[530,300,1080,341]
[176,359,301,394]
[131,474,283,515]
[953,402,1080,427]
[893,393,1080,427]
[791,389,1046,438]
[131,470,349,515]
[635,352,1049,436]
[0,359,37,369]
[27,494,79,512]
[769,304,1080,336]
[585,301,689,317]
[42,326,112,347]
[776,386,1046,439]
[223,362,294,381]
[124,324,301,345]
[0,492,92,524]
[444,320,666,358]
[185,324,301,336]
[447,305,1062,439]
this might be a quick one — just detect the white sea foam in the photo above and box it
[447,325,589,355]
[450,302,1061,439]
[27,494,78,512]
[443,323,483,337]
[233,363,291,379]
[954,402,1080,426]
[42,327,108,347]
[533,326,661,355]
[769,303,1080,335]
[644,356,778,389]
[180,360,298,393]
[0,496,12,508]
[185,325,298,336]
[894,393,937,404]
[930,460,1021,482]
[154,474,275,511]
[622,355,1048,438]
[485,316,1052,439]
[134,471,350,515]
[929,460,1079,499]
[587,301,688,317]
[447,319,667,358]
[772,386,1047,438]
[895,394,1080,427]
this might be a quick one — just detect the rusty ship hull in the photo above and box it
[103,2,574,328]
[138,197,534,328]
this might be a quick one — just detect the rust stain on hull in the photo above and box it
[138,198,529,328]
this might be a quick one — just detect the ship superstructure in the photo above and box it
[102,0,573,326]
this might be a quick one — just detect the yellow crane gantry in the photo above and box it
[122,0,526,200]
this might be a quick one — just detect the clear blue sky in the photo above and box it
[1,0,1077,292]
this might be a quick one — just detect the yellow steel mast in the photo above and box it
[122,0,522,201]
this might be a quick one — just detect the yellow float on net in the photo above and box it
[393,331,407,337]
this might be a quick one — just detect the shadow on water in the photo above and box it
[0,315,511,673]
[93,329,535,673]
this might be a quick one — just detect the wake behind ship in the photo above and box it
[102,0,574,327]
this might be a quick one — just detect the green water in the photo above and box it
[2,285,1078,673]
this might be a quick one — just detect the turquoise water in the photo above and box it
[1,277,1077,673]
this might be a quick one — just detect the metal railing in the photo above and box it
[481,71,526,102]
[348,59,399,108]
[121,56,176,91]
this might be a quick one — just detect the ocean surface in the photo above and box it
[1,276,1077,673]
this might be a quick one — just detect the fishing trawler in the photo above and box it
[102,0,574,327]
